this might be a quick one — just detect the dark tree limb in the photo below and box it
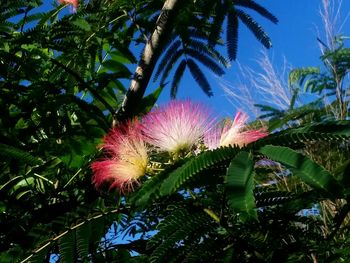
[114,0,183,125]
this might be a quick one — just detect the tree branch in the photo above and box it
[114,0,183,124]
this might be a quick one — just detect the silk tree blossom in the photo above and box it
[58,0,78,12]
[205,111,268,149]
[141,100,213,154]
[91,121,148,192]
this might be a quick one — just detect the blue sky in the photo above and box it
[164,0,350,118]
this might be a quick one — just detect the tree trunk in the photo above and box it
[114,0,182,124]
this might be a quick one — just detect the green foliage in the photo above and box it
[0,1,277,261]
[259,145,342,197]
[8,1,350,263]
[160,146,240,196]
[226,151,257,220]
[125,120,350,262]
[148,208,212,263]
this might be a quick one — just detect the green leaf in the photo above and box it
[110,50,133,64]
[236,9,272,49]
[160,146,239,196]
[0,143,42,166]
[227,10,239,60]
[259,145,342,197]
[291,120,350,136]
[59,230,76,263]
[334,159,350,189]
[133,85,164,116]
[186,48,225,76]
[154,40,181,82]
[59,136,97,169]
[102,59,131,74]
[187,58,213,97]
[171,59,187,98]
[72,18,91,31]
[235,0,278,24]
[129,160,184,208]
[76,221,90,259]
[226,151,257,220]
[288,67,320,87]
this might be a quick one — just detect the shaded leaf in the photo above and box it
[226,151,257,220]
[187,58,212,97]
[259,145,342,197]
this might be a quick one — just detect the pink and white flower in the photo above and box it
[205,111,268,149]
[91,121,148,192]
[58,0,78,12]
[141,100,213,154]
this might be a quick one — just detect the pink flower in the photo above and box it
[205,112,268,149]
[58,0,78,12]
[91,121,148,192]
[141,100,213,154]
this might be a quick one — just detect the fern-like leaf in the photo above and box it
[236,9,272,48]
[149,208,212,263]
[254,190,296,207]
[226,151,257,220]
[186,48,225,76]
[187,58,212,97]
[129,159,187,208]
[290,120,350,136]
[235,0,278,24]
[288,67,320,88]
[0,143,42,165]
[189,38,230,68]
[208,0,227,47]
[259,145,342,197]
[160,49,184,84]
[171,59,187,98]
[59,230,76,263]
[250,130,349,150]
[227,10,239,60]
[160,146,239,196]
[76,221,90,259]
[154,39,181,82]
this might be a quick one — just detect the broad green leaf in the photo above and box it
[259,145,342,197]
[110,50,133,64]
[133,85,164,116]
[226,151,257,220]
[334,159,350,189]
[102,59,131,74]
